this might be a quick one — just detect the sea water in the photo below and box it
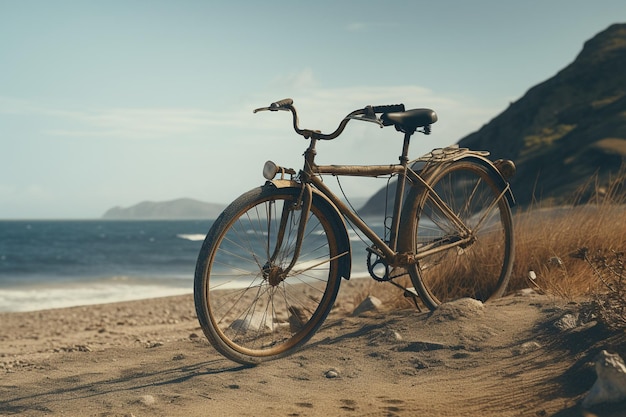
[0,219,379,313]
[0,220,211,312]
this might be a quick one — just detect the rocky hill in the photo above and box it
[102,198,225,220]
[361,23,626,214]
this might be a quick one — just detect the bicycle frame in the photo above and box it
[258,98,513,272]
[292,133,474,269]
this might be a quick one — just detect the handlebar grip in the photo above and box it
[270,98,294,110]
[372,104,405,113]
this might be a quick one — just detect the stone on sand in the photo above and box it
[351,295,383,316]
[582,350,626,408]
[429,298,485,322]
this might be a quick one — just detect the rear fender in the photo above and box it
[397,155,515,252]
[455,155,516,207]
[264,180,352,280]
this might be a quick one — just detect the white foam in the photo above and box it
[177,233,206,242]
[0,283,192,313]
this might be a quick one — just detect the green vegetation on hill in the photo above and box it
[458,23,626,207]
[360,23,626,214]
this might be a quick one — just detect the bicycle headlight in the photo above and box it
[263,160,279,180]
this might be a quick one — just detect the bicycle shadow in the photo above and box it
[311,308,428,343]
[3,311,425,415]
[1,356,250,414]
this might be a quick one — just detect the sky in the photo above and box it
[1,1,624,219]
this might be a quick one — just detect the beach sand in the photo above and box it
[1,278,625,417]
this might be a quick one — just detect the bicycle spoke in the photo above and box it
[471,186,509,235]
[195,187,343,364]
[410,161,513,309]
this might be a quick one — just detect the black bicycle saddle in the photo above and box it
[381,108,438,133]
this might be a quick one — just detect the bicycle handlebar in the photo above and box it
[269,98,294,110]
[371,104,406,113]
[253,98,406,141]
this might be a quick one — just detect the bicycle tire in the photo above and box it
[406,160,514,310]
[194,185,344,365]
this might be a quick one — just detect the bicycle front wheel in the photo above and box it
[194,186,344,365]
[407,160,514,310]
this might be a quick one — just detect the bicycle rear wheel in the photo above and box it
[194,185,344,365]
[407,160,514,310]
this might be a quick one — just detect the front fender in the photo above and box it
[266,179,300,189]
[263,181,352,280]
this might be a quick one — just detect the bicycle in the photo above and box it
[194,98,516,365]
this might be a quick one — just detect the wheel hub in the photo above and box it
[262,262,286,286]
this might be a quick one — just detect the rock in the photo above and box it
[139,395,156,406]
[324,368,339,378]
[554,313,579,331]
[367,328,403,346]
[429,298,484,322]
[289,306,309,333]
[512,341,541,355]
[582,350,626,408]
[389,330,403,342]
[230,313,272,332]
[516,288,539,297]
[548,256,563,267]
[352,296,383,316]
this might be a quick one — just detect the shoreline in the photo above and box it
[0,280,194,313]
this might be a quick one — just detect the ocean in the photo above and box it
[0,219,379,313]
[0,220,210,313]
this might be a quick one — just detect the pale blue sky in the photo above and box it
[1,1,624,219]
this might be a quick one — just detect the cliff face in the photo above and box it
[457,23,626,206]
[361,23,626,215]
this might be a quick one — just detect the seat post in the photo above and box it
[399,131,413,167]
[390,131,413,251]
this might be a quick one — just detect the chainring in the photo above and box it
[366,246,392,282]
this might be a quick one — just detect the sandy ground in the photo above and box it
[1,279,625,417]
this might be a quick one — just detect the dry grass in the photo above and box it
[577,248,626,330]
[509,168,626,328]
[510,169,626,298]
[350,168,626,326]
[511,205,626,298]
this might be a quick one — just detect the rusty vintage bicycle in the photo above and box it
[194,98,515,364]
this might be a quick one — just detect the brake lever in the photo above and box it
[253,105,291,113]
[344,105,383,127]
[254,98,294,113]
[344,114,384,128]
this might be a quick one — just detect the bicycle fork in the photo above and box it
[263,183,313,286]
